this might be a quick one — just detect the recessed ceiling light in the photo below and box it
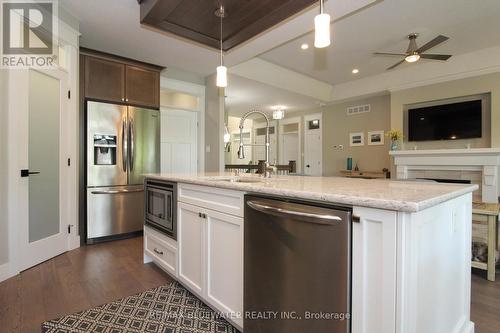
[352,68,359,74]
[301,43,309,50]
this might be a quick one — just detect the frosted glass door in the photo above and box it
[28,70,60,243]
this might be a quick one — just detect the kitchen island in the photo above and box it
[143,173,477,333]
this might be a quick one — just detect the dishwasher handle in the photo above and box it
[247,200,344,225]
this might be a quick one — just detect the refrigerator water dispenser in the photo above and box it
[93,135,117,165]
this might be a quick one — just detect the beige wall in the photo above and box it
[0,69,8,265]
[322,95,391,176]
[204,75,224,172]
[391,72,500,148]
[160,91,199,110]
[289,94,391,176]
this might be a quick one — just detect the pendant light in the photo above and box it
[272,106,286,120]
[314,0,331,48]
[215,5,227,87]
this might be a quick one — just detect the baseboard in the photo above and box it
[0,262,16,283]
[460,321,475,333]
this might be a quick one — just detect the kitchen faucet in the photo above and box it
[237,110,275,178]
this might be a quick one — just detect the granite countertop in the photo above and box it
[145,172,478,213]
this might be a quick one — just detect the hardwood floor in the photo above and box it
[0,237,173,333]
[471,269,500,333]
[0,237,498,333]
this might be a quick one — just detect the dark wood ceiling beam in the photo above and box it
[223,0,316,50]
[140,0,183,24]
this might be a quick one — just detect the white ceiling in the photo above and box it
[60,0,374,76]
[260,0,500,85]
[225,74,319,117]
[61,0,500,113]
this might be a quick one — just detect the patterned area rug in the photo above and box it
[41,281,240,333]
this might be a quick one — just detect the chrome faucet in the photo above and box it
[237,110,275,178]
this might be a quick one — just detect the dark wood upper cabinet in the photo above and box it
[81,48,163,109]
[84,56,125,103]
[125,65,160,109]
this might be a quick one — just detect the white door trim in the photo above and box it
[160,77,206,172]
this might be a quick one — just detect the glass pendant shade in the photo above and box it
[223,125,231,144]
[405,54,420,63]
[216,65,227,87]
[314,13,331,48]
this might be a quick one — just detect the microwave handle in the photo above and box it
[167,192,172,221]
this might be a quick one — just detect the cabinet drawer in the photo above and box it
[178,183,244,217]
[145,227,177,276]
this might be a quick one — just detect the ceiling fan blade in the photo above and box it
[420,54,452,61]
[374,52,406,56]
[416,35,449,53]
[387,59,405,70]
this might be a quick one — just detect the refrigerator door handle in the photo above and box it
[122,118,127,172]
[91,188,144,195]
[129,118,135,171]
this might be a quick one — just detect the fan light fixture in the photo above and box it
[405,53,420,63]
[215,6,227,88]
[314,0,330,48]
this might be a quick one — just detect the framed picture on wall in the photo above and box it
[368,130,385,145]
[349,132,364,146]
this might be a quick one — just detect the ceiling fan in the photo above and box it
[374,33,452,70]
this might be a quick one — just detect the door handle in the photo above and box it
[247,200,343,225]
[306,165,310,168]
[129,118,135,171]
[91,188,144,194]
[20,169,40,177]
[122,119,127,172]
[153,248,164,255]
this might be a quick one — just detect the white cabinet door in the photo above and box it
[177,202,205,295]
[351,206,397,333]
[205,209,244,327]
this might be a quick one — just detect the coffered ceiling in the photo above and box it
[140,0,318,51]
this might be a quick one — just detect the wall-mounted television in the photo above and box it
[408,100,482,142]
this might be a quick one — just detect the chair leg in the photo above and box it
[487,215,496,282]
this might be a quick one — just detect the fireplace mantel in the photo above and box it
[390,148,500,203]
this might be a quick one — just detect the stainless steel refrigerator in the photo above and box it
[86,101,160,243]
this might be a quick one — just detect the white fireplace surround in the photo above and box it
[390,148,500,203]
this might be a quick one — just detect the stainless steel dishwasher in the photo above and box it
[244,195,351,333]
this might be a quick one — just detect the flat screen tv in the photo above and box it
[408,100,482,141]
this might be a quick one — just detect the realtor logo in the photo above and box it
[1,0,58,68]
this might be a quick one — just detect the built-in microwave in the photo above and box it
[145,179,176,239]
